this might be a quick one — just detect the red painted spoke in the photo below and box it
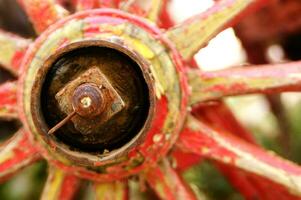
[192,103,280,199]
[119,0,148,18]
[93,180,128,200]
[0,82,18,120]
[158,0,174,29]
[0,30,31,76]
[120,0,164,23]
[165,0,268,60]
[17,0,69,33]
[0,129,40,182]
[193,102,256,143]
[177,115,301,196]
[73,0,99,11]
[73,0,121,10]
[119,0,147,17]
[99,0,121,8]
[171,148,203,172]
[193,103,301,199]
[189,62,301,106]
[145,159,198,200]
[145,0,164,23]
[41,166,80,200]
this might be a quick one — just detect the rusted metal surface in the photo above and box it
[47,111,76,135]
[55,67,125,133]
[41,166,80,200]
[71,83,107,118]
[0,81,18,119]
[19,9,187,182]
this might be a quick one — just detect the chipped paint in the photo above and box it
[20,9,187,182]
[0,81,18,119]
[0,31,30,76]
[41,166,80,200]
[178,115,301,196]
[17,0,69,33]
[188,63,301,106]
[94,180,128,200]
[165,0,267,60]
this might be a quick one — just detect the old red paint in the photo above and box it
[0,0,301,199]
[73,0,97,11]
[158,0,174,29]
[11,50,26,75]
[0,81,18,119]
[0,30,30,76]
[193,102,256,143]
[57,174,81,200]
[193,102,301,199]
[0,130,40,182]
[145,160,197,200]
[188,61,301,106]
[165,0,269,60]
[171,149,203,172]
[17,0,68,33]
[178,116,301,195]
[17,8,188,183]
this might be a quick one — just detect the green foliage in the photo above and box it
[0,161,47,200]
[183,161,244,200]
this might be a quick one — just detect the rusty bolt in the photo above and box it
[72,83,105,118]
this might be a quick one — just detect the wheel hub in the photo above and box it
[19,9,187,181]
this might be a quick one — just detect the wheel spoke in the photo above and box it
[0,129,40,182]
[171,148,203,172]
[73,0,119,10]
[99,0,121,8]
[41,166,80,200]
[0,30,31,76]
[158,0,174,29]
[188,62,301,106]
[145,0,164,23]
[93,180,128,200]
[0,82,18,120]
[177,115,301,196]
[165,0,267,60]
[119,0,145,17]
[193,102,256,143]
[119,0,164,23]
[17,0,69,33]
[193,103,301,199]
[145,159,198,200]
[74,0,98,11]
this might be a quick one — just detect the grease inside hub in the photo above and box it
[41,46,150,153]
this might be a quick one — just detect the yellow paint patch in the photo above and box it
[43,168,64,200]
[166,0,254,59]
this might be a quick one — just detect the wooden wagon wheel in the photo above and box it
[0,0,301,199]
